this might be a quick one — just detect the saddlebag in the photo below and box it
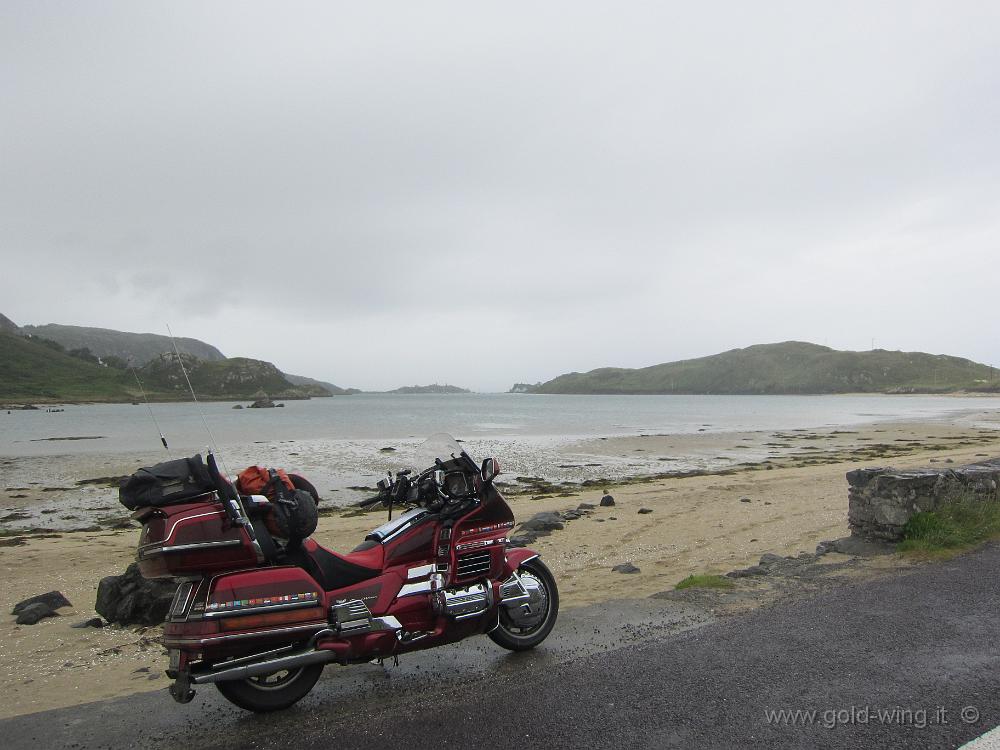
[119,454,215,510]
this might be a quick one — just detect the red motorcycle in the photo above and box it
[130,434,558,712]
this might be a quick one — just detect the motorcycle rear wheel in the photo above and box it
[489,558,559,651]
[215,663,323,712]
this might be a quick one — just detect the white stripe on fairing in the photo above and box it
[960,725,1000,749]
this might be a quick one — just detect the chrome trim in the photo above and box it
[443,582,489,619]
[407,563,435,580]
[367,508,430,543]
[163,510,225,544]
[397,580,434,597]
[456,551,492,578]
[140,539,243,557]
[210,644,295,670]
[164,622,328,647]
[192,649,334,684]
[170,581,196,619]
[499,571,531,604]
[204,599,322,619]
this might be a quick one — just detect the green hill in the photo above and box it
[19,323,225,364]
[0,332,329,402]
[284,373,360,395]
[515,342,999,395]
[386,384,471,394]
[0,331,138,401]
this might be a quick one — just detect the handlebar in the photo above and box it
[357,494,385,508]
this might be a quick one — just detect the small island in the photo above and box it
[386,384,471,395]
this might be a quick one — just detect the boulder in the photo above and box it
[577,502,596,510]
[96,563,177,626]
[248,397,275,409]
[612,562,640,574]
[12,590,71,615]
[519,512,565,533]
[599,494,615,507]
[71,617,105,629]
[16,602,58,625]
[637,507,653,514]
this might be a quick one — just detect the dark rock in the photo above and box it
[71,617,104,629]
[577,502,596,510]
[828,535,895,557]
[248,397,275,409]
[599,494,615,507]
[609,516,618,520]
[758,553,785,567]
[637,507,653,514]
[16,602,58,625]
[740,497,751,503]
[727,565,768,578]
[507,533,535,548]
[519,512,564,533]
[12,590,71,615]
[379,447,397,452]
[232,404,243,409]
[96,562,177,626]
[815,539,837,556]
[561,510,582,520]
[275,403,285,408]
[612,562,640,574]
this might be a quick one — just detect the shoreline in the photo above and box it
[1,417,999,718]
[4,389,1000,407]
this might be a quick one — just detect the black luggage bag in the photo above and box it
[119,454,215,510]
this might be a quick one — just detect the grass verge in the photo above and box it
[897,496,1000,558]
[675,574,734,591]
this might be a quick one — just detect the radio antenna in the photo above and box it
[166,324,231,478]
[127,356,170,454]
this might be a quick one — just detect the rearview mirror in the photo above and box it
[481,457,500,485]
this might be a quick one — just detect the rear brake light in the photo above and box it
[218,607,324,631]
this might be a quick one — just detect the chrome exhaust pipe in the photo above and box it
[191,649,335,685]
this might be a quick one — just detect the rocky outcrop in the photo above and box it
[847,458,1000,541]
[96,563,177,625]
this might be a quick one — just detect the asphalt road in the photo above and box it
[6,545,1000,749]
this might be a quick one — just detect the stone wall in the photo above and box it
[847,458,1000,541]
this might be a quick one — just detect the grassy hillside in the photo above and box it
[19,323,225,364]
[128,354,329,399]
[0,333,329,402]
[0,331,138,401]
[284,373,359,395]
[519,342,999,395]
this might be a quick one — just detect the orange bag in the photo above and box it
[236,465,294,498]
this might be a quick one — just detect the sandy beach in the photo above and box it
[2,417,999,719]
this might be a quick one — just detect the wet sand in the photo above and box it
[1,418,999,719]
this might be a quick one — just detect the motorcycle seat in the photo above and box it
[287,538,384,592]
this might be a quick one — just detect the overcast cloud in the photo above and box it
[2,1,998,390]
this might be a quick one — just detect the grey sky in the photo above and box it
[2,1,998,391]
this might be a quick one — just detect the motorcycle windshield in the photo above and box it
[414,432,471,471]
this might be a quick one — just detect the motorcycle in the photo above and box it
[131,433,559,712]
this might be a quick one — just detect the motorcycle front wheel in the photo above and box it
[489,558,559,651]
[215,663,324,712]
